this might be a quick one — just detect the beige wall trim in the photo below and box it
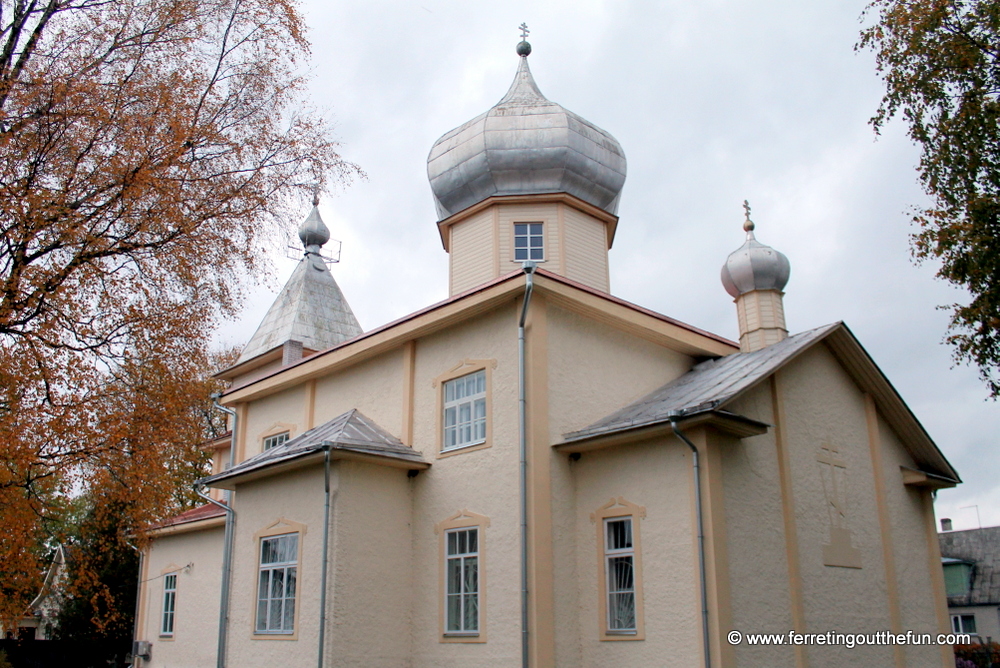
[526,291,555,666]
[147,516,226,538]
[402,341,417,446]
[864,394,905,668]
[921,490,954,668]
[222,270,736,405]
[305,380,317,430]
[435,510,490,643]
[137,548,150,643]
[236,403,248,465]
[556,202,567,275]
[592,497,647,641]
[435,192,619,250]
[771,373,808,668]
[492,207,501,277]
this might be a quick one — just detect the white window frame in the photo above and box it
[263,431,290,451]
[513,222,544,262]
[445,527,479,635]
[604,517,637,634]
[160,573,176,637]
[442,370,486,452]
[952,613,977,635]
[256,533,298,635]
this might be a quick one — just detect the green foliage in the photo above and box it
[860,0,1000,397]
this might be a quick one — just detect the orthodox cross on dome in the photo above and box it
[517,23,531,56]
[742,199,755,234]
[519,22,530,40]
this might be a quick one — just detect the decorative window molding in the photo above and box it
[160,572,177,638]
[591,497,646,641]
[252,519,306,640]
[513,222,544,262]
[435,510,490,643]
[263,431,290,451]
[433,360,496,459]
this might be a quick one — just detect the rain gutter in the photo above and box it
[518,260,536,668]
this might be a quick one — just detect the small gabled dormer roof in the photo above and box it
[237,201,362,365]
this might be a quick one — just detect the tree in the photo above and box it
[860,0,1000,397]
[0,0,355,627]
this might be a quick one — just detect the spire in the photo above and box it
[236,198,362,365]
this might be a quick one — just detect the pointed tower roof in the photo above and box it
[237,201,362,364]
[427,37,626,220]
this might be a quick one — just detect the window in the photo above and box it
[443,370,486,451]
[161,574,176,636]
[256,533,297,634]
[263,431,290,451]
[445,527,479,635]
[944,561,973,597]
[514,223,544,261]
[952,614,977,635]
[604,518,636,633]
[593,498,645,640]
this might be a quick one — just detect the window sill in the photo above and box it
[438,440,489,459]
[605,630,637,636]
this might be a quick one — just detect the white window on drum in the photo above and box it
[443,370,486,451]
[256,533,297,634]
[514,222,544,261]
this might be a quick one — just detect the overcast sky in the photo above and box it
[219,0,1000,532]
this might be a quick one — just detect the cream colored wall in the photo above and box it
[408,303,523,666]
[312,347,403,437]
[327,460,413,666]
[447,200,611,295]
[720,344,945,667]
[546,304,694,665]
[561,205,610,292]
[948,605,1000,641]
[231,357,284,387]
[241,384,308,459]
[227,465,326,668]
[450,208,495,296]
[140,527,224,668]
[571,437,703,667]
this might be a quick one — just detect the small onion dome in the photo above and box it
[426,49,626,221]
[299,202,331,251]
[721,217,790,298]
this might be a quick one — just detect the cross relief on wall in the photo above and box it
[817,445,862,569]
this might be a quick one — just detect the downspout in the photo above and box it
[517,260,536,668]
[669,412,711,668]
[317,444,333,668]
[127,543,143,665]
[208,393,238,668]
[193,483,235,668]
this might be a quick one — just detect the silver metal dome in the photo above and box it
[721,217,790,298]
[299,203,331,251]
[427,53,627,221]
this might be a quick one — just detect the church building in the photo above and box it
[133,37,960,668]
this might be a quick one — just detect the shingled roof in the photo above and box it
[940,526,1000,606]
[202,409,428,489]
[561,322,958,483]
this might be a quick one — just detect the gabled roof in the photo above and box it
[202,409,428,489]
[939,526,1000,606]
[561,322,959,483]
[221,269,737,404]
[236,253,362,365]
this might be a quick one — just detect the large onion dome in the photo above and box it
[427,43,627,221]
[721,210,791,298]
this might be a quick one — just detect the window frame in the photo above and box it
[434,360,495,459]
[436,510,489,643]
[263,431,290,451]
[513,222,545,262]
[445,527,480,635]
[952,614,977,635]
[160,573,177,638]
[252,519,307,640]
[592,497,646,641]
[257,422,297,457]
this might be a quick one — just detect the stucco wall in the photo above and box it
[313,347,403,437]
[227,465,326,668]
[948,604,1000,641]
[140,526,224,668]
[241,384,308,459]
[327,460,413,666]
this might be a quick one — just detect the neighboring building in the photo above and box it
[940,525,1000,641]
[5,545,69,640]
[134,39,961,667]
